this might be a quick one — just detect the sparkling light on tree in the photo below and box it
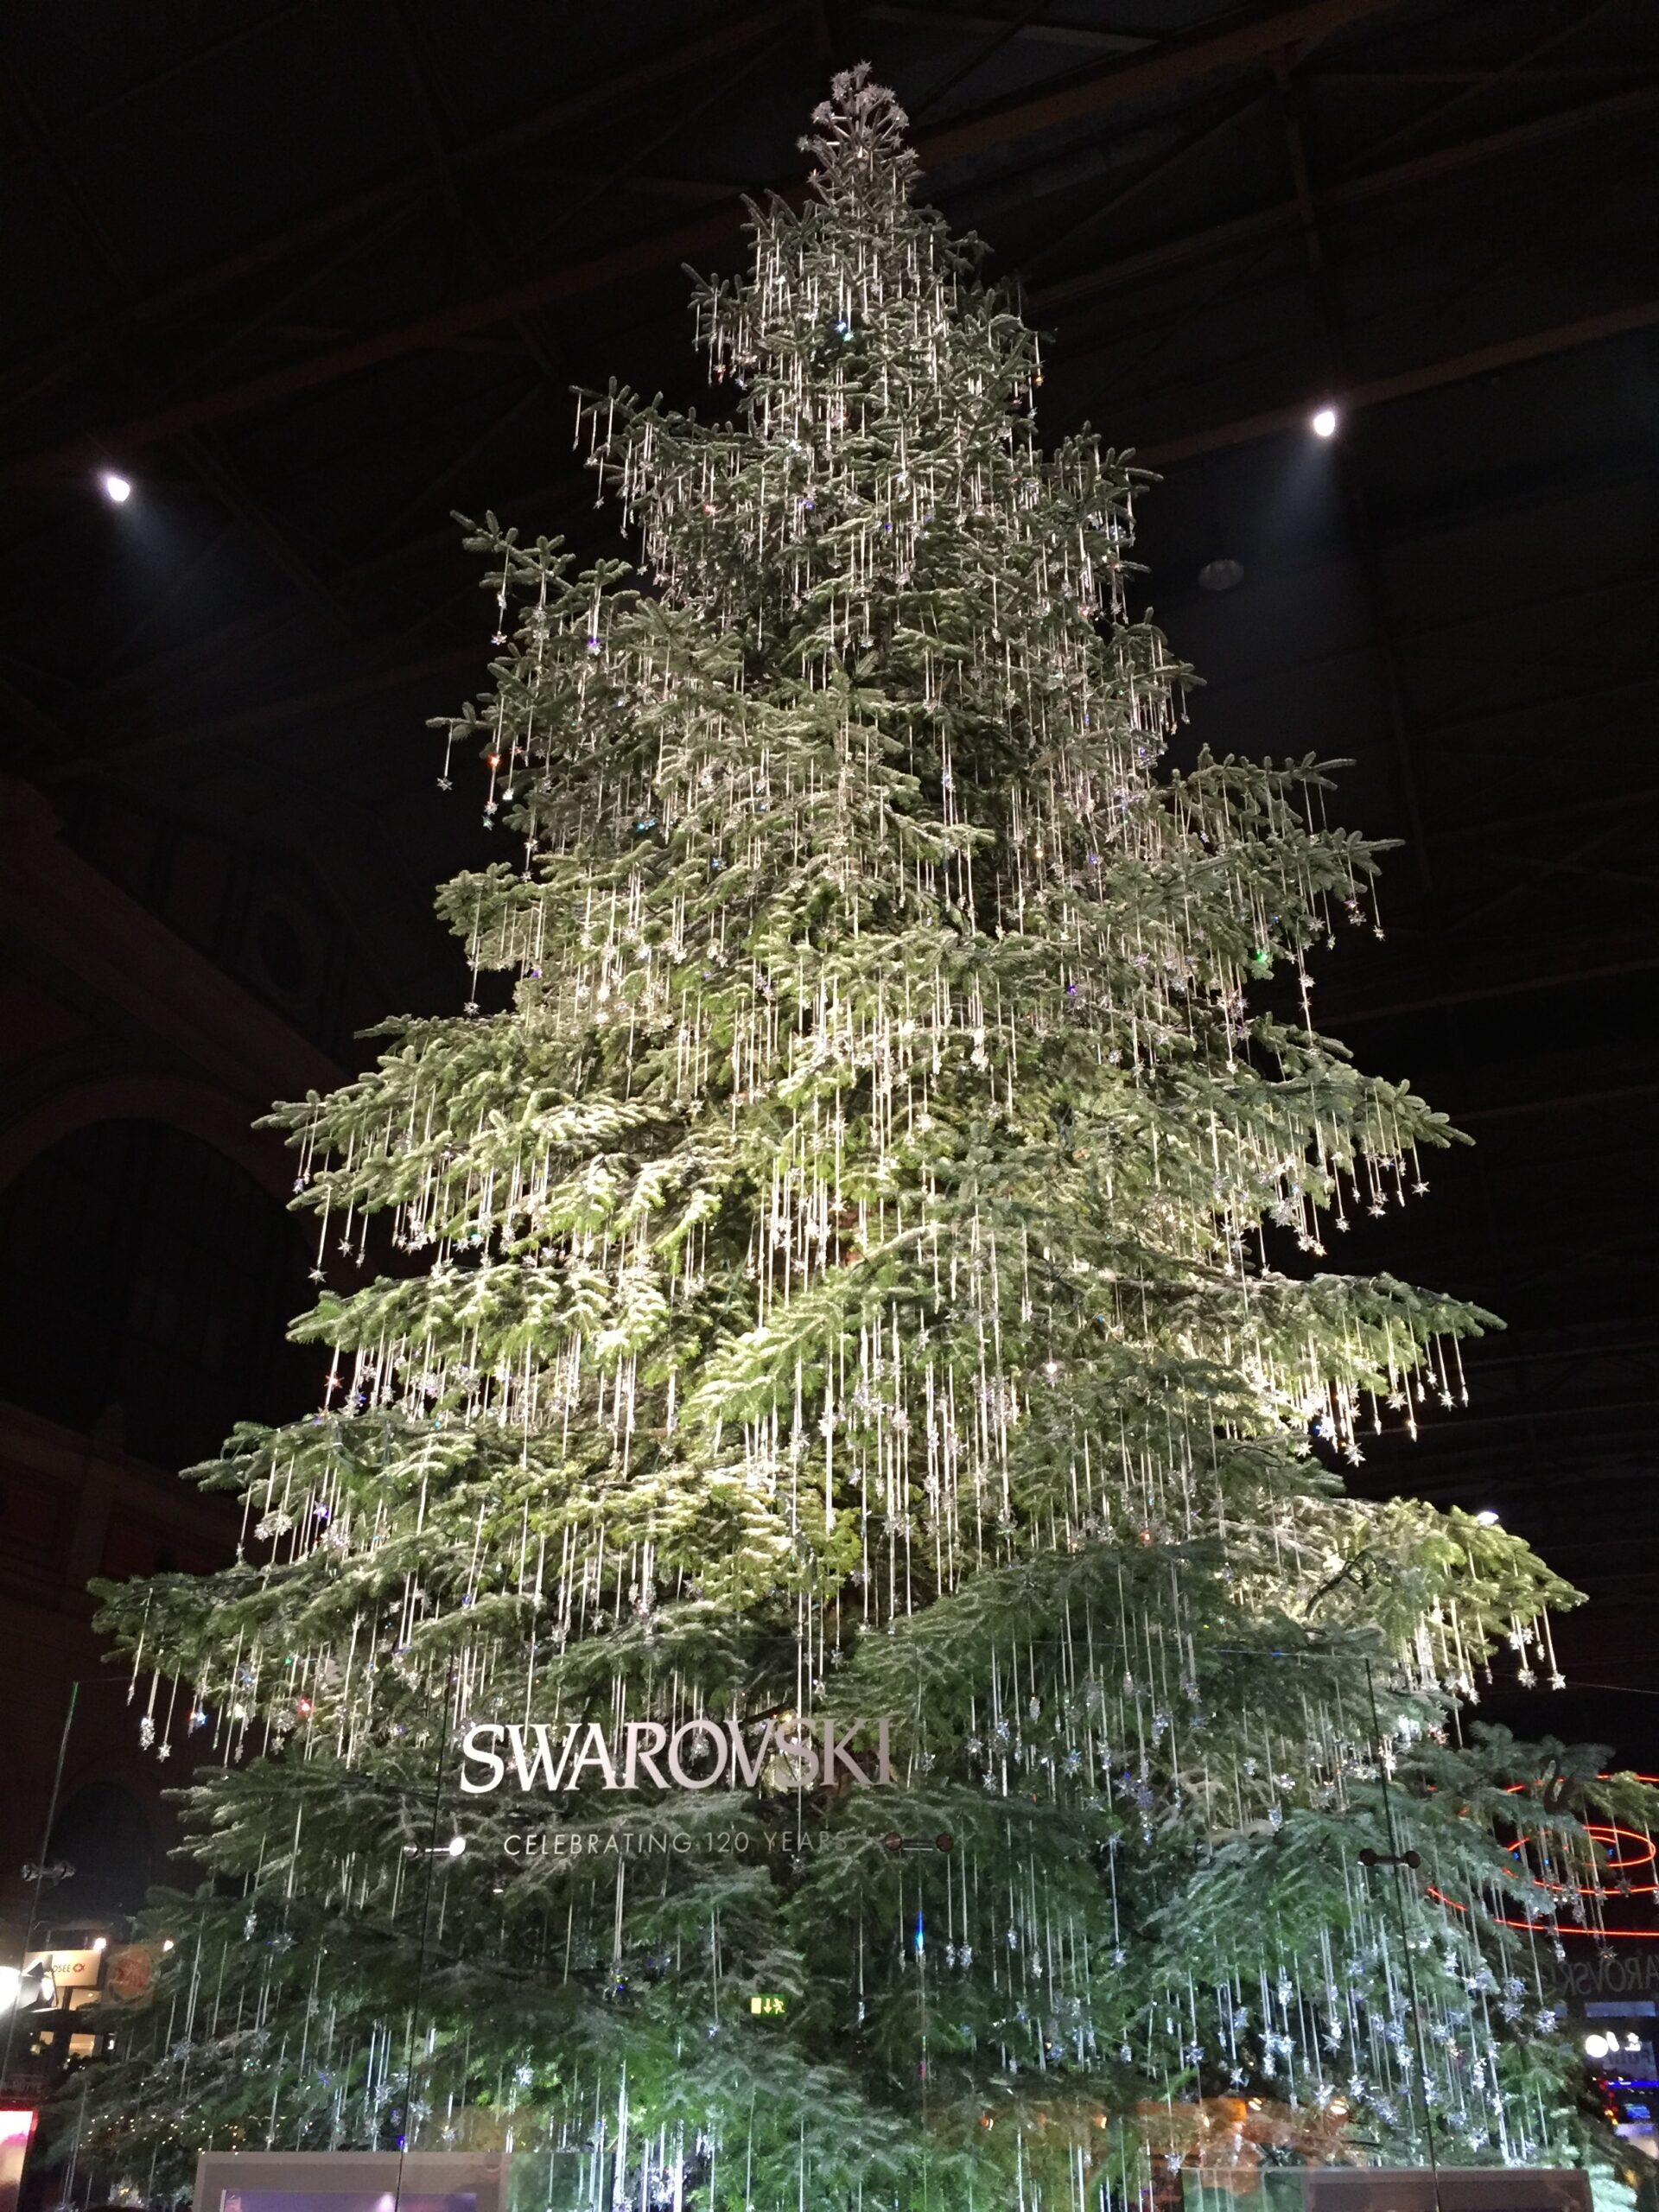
[85,70,1640,2212]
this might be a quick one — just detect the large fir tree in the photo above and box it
[85,70,1642,2212]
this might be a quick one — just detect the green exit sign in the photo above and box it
[749,1994,786,2017]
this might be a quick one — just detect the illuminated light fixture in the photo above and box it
[1310,406,1338,439]
[161,1938,175,1953]
[446,1834,467,1858]
[99,470,132,504]
[1474,1509,1501,1527]
[1586,2032,1611,2059]
[92,1936,107,1953]
[0,1966,19,2011]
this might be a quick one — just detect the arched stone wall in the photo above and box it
[0,1073,289,1202]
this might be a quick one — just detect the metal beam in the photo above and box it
[383,0,568,397]
[0,34,359,639]
[1021,92,1265,279]
[59,297,1659,780]
[33,203,743,462]
[10,0,1421,468]
[64,644,486,779]
[0,175,421,429]
[0,667,74,751]
[1037,83,1659,309]
[61,0,322,130]
[1309,65,1656,87]
[1456,1081,1659,1126]
[1132,298,1659,467]
[77,471,593,722]
[104,410,1655,733]
[1323,955,1659,1029]
[0,0,793,422]
[1330,0,1630,176]
[67,65,1650,474]
[863,7,1152,54]
[173,428,359,637]
[915,0,1407,166]
[912,1,1112,125]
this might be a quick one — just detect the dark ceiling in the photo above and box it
[2,0,1656,1753]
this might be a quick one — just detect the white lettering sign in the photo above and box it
[460,1717,896,1794]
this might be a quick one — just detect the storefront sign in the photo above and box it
[21,1948,101,1993]
[1564,1949,1659,2001]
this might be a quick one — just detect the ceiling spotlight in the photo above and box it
[99,470,132,504]
[1474,1509,1502,1527]
[1198,558,1244,594]
[1310,406,1338,440]
[446,1834,467,1858]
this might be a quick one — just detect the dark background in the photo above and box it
[1,0,1656,1954]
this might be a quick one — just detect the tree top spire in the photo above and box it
[798,62,918,209]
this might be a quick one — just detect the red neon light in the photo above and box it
[1429,1776,1659,1938]
[1428,1890,1659,1939]
[1594,1826,1656,1874]
[1496,1821,1658,1900]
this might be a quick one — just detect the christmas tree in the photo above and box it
[85,70,1642,2211]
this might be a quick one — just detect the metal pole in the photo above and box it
[395,1721,451,2182]
[0,1680,79,2089]
[1365,1658,1444,2211]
